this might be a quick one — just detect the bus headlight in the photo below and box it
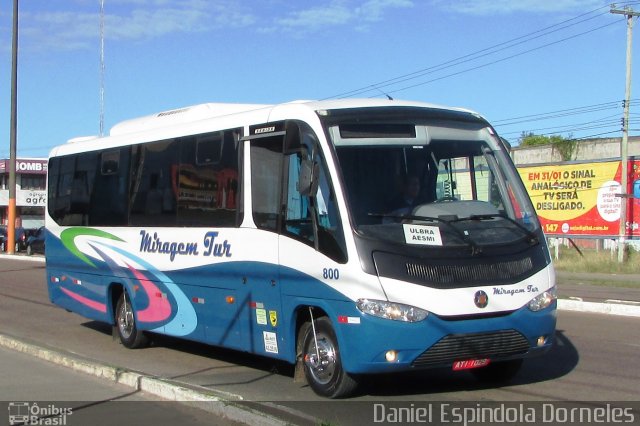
[356,299,428,322]
[528,286,557,312]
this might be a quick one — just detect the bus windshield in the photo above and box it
[327,114,540,250]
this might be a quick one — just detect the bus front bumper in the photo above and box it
[335,301,557,374]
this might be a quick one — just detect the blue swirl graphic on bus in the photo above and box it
[59,228,197,336]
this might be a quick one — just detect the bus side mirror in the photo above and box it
[297,159,319,196]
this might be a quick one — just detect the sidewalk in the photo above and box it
[0,335,289,426]
[0,345,240,426]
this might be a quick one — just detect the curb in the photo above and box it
[557,298,640,317]
[0,253,45,262]
[0,333,291,426]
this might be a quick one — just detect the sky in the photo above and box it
[0,0,639,159]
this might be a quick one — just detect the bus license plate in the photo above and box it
[452,359,490,371]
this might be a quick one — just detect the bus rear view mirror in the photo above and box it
[297,159,319,197]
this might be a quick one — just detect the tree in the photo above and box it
[519,132,576,161]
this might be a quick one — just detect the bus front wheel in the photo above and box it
[115,291,149,349]
[300,316,358,398]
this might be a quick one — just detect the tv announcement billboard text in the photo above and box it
[518,158,640,239]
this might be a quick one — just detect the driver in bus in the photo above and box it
[387,175,421,217]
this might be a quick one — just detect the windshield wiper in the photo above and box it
[367,213,483,255]
[454,214,539,245]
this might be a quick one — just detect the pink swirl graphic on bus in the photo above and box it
[60,287,107,313]
[125,263,172,322]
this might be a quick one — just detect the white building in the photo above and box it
[0,158,47,229]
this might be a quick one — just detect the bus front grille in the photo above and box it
[405,257,533,288]
[372,248,546,288]
[411,329,530,368]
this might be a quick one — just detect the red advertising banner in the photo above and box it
[517,158,640,239]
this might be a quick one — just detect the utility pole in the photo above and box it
[610,4,639,263]
[7,0,19,255]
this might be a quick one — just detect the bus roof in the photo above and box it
[109,102,272,137]
[50,99,483,158]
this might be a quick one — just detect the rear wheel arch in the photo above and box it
[108,283,124,325]
[113,285,149,349]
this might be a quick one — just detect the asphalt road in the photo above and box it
[0,258,638,425]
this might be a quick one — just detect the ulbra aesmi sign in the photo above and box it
[518,158,640,238]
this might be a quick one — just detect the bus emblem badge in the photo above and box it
[269,310,278,327]
[474,291,489,309]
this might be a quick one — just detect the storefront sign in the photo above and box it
[0,190,47,207]
[0,159,48,175]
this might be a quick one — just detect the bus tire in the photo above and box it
[115,291,149,349]
[300,316,358,398]
[471,359,523,383]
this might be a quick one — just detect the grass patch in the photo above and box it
[551,246,640,274]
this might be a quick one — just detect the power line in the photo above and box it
[493,97,640,141]
[326,4,613,99]
[378,21,620,97]
[522,119,639,138]
[498,115,628,136]
[492,100,635,125]
[568,130,627,140]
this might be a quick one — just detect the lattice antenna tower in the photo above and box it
[99,0,105,136]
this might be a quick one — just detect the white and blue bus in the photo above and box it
[46,99,557,398]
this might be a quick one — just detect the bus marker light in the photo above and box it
[338,316,361,324]
[385,350,398,362]
[537,336,547,347]
[192,297,205,304]
[226,296,235,304]
[73,279,82,285]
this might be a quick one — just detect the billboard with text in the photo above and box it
[518,158,640,239]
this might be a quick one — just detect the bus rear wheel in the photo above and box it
[115,291,149,349]
[300,316,358,398]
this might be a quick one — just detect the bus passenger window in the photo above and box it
[129,140,178,226]
[90,148,130,226]
[176,129,242,227]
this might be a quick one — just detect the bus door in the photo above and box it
[247,121,347,360]
[277,122,348,361]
